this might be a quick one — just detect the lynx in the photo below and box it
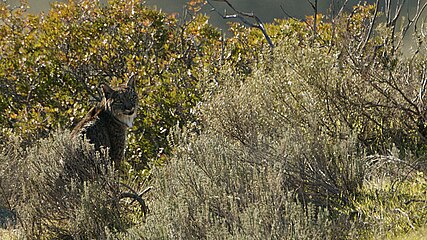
[71,77,139,167]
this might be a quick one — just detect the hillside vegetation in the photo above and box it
[1,0,426,239]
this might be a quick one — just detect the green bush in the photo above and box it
[0,0,226,170]
[0,0,270,171]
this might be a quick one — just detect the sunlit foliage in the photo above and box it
[1,0,427,239]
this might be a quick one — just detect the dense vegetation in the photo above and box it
[1,0,426,239]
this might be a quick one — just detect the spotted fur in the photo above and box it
[71,77,139,167]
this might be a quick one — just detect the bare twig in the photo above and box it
[417,69,427,104]
[280,4,296,19]
[358,0,380,51]
[120,192,149,215]
[385,0,406,28]
[336,0,351,18]
[405,199,427,204]
[307,0,318,45]
[410,0,427,53]
[119,183,152,215]
[207,0,274,49]
[395,0,427,50]
[280,4,312,32]
[383,0,427,52]
[394,208,415,229]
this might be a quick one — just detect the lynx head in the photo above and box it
[101,76,139,128]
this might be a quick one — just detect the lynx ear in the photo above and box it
[127,74,136,89]
[101,83,114,99]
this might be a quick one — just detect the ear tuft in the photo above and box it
[127,74,136,89]
[101,83,114,99]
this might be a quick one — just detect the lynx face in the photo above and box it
[102,78,139,128]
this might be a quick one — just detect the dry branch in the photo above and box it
[207,0,275,49]
[119,183,152,215]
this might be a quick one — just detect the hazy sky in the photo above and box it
[4,0,424,30]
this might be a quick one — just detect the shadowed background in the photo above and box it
[6,0,422,30]
[3,0,425,52]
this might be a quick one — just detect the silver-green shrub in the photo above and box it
[126,128,339,239]
[121,41,374,239]
[0,131,126,239]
